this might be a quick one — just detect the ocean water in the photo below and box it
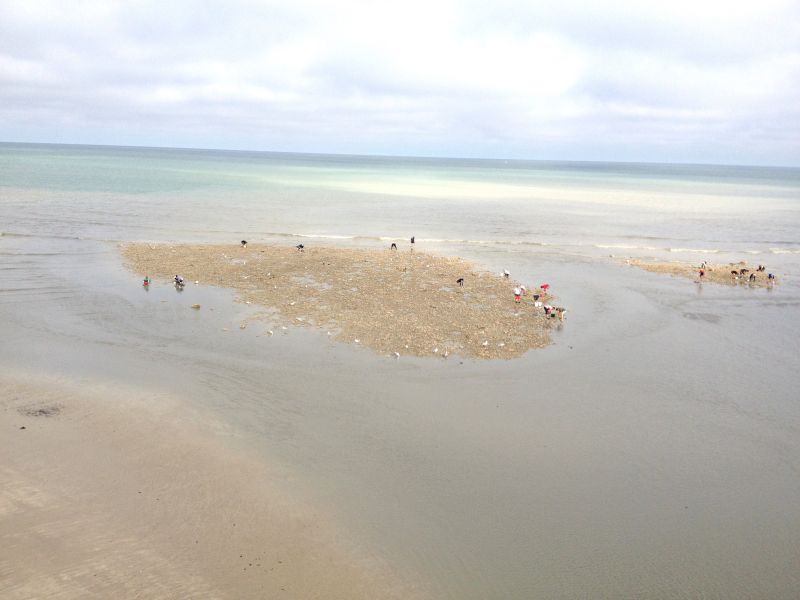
[2,143,800,598]
[2,142,799,261]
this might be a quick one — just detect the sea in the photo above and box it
[2,142,800,598]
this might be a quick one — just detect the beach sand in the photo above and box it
[0,370,424,600]
[122,243,557,359]
[625,258,779,288]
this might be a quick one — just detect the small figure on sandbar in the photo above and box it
[296,244,305,252]
[174,275,185,290]
[456,277,464,287]
[241,240,247,247]
[502,269,510,278]
[143,276,150,287]
[410,236,415,245]
[391,243,397,250]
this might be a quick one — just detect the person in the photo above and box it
[296,243,304,251]
[143,276,150,286]
[699,268,705,278]
[557,307,567,321]
[520,285,527,295]
[502,269,510,278]
[749,273,756,282]
[513,287,521,302]
[410,236,415,244]
[768,273,775,281]
[456,277,464,287]
[543,304,553,316]
[174,274,184,285]
[241,240,247,247]
[390,243,397,250]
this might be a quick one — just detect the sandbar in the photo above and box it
[625,258,779,288]
[122,243,557,359]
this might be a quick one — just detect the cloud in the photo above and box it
[0,0,798,164]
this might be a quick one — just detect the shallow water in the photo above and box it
[2,143,799,598]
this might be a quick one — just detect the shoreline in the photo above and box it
[121,242,560,359]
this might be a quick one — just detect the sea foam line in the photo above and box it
[667,247,721,254]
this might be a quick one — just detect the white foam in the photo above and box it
[595,243,658,250]
[668,247,721,254]
[296,233,355,240]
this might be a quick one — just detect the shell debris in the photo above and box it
[122,242,557,359]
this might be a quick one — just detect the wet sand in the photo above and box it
[0,370,424,600]
[2,236,799,600]
[122,243,557,359]
[625,258,779,287]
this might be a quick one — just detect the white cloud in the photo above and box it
[0,0,798,164]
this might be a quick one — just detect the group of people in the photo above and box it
[141,274,183,289]
[543,304,567,321]
[698,262,776,284]
[510,282,566,320]
[451,265,565,320]
[755,265,777,282]
[389,236,415,251]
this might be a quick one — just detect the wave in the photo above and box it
[285,233,522,246]
[595,243,658,250]
[504,240,550,247]
[1,231,85,241]
[7,229,800,261]
[236,233,800,257]
[598,244,800,256]
[295,233,357,240]
[596,243,729,254]
[667,247,721,254]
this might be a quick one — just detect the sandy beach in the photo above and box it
[0,370,423,600]
[122,243,558,359]
[625,258,780,287]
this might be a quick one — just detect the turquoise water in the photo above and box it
[2,142,799,262]
[2,143,800,599]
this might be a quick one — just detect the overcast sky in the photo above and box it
[1,0,798,165]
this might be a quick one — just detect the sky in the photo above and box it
[1,0,798,165]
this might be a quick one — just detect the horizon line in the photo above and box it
[1,139,797,171]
